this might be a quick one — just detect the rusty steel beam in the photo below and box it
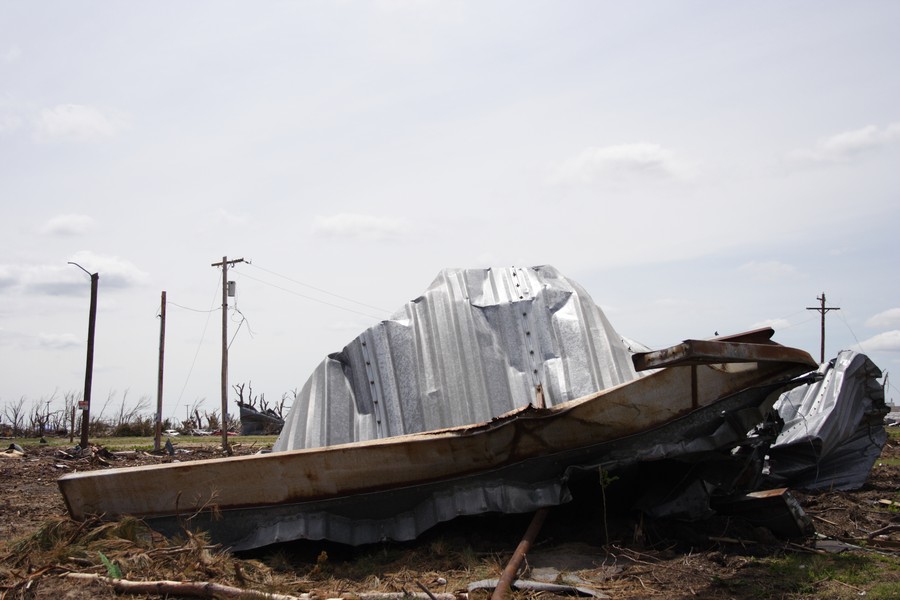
[633,339,816,372]
[491,508,550,600]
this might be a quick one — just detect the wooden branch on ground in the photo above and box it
[66,573,309,600]
[64,573,459,600]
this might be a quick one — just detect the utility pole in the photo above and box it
[155,291,166,452]
[68,262,98,450]
[806,292,840,364]
[211,256,245,453]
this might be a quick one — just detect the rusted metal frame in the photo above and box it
[691,365,698,409]
[633,339,816,372]
[491,507,550,600]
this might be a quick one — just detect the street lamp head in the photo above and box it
[67,261,95,277]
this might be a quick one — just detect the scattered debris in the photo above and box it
[238,403,285,436]
[65,573,318,600]
[711,488,813,538]
[54,267,888,553]
[2,443,25,458]
[469,578,609,598]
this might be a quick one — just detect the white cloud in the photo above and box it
[1,253,149,296]
[66,250,149,289]
[214,209,248,227]
[0,265,16,290]
[39,214,95,236]
[866,308,900,329]
[34,104,128,142]
[0,113,23,134]
[11,252,149,295]
[859,330,900,353]
[788,122,900,164]
[751,318,791,331]
[738,260,799,282]
[37,333,81,350]
[1,45,21,63]
[312,213,408,241]
[375,0,449,11]
[551,143,696,185]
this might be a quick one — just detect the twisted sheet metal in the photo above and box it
[275,266,639,451]
[767,350,887,490]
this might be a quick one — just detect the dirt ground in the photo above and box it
[1,435,899,599]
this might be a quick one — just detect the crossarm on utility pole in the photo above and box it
[806,292,840,364]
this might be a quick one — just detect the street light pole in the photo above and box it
[69,262,98,449]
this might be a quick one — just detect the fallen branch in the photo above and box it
[66,573,308,600]
[355,594,457,600]
[64,574,460,600]
[867,524,900,539]
[469,579,607,598]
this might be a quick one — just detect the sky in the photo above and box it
[1,0,898,425]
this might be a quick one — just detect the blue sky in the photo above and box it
[1,1,898,422]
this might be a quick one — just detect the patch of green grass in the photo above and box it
[710,552,900,599]
[869,581,900,599]
[763,552,898,598]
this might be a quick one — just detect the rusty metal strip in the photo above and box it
[691,365,698,409]
[633,339,816,372]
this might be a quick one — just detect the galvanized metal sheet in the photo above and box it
[767,350,887,490]
[275,266,640,451]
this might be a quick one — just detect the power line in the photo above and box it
[240,262,390,314]
[173,272,222,415]
[835,311,864,351]
[167,301,221,314]
[232,268,387,320]
[228,307,255,349]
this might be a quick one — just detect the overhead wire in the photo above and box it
[244,262,390,314]
[835,311,865,351]
[172,272,223,417]
[167,301,220,314]
[231,267,388,321]
[762,308,818,331]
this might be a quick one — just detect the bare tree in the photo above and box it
[63,391,81,442]
[233,382,259,409]
[115,391,150,428]
[182,397,206,431]
[28,394,55,439]
[97,389,117,422]
[277,389,295,420]
[4,396,27,437]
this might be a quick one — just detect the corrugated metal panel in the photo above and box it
[767,350,887,490]
[275,266,639,451]
[139,377,800,549]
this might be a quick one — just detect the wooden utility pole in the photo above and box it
[69,262,98,450]
[211,256,245,453]
[155,291,166,452]
[806,292,840,364]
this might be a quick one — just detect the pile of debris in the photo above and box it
[57,266,888,552]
